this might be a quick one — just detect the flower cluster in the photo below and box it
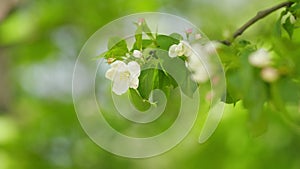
[248,48,279,82]
[103,19,212,96]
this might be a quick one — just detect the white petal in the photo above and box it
[184,48,192,57]
[110,60,124,68]
[248,49,271,67]
[175,43,185,56]
[129,77,139,89]
[128,61,141,77]
[191,69,209,83]
[187,53,205,70]
[168,44,178,58]
[133,50,142,58]
[203,41,219,55]
[180,40,192,56]
[105,68,116,80]
[112,75,129,95]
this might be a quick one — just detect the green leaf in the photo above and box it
[276,78,300,104]
[135,26,143,50]
[137,68,177,100]
[107,37,122,49]
[138,68,158,99]
[141,21,155,40]
[105,39,128,59]
[129,89,151,111]
[156,35,179,51]
[169,33,183,40]
[289,2,300,12]
[132,39,153,51]
[181,72,198,98]
[289,0,300,3]
[274,17,282,37]
[158,50,198,97]
[243,79,268,137]
[283,16,294,39]
[224,69,242,104]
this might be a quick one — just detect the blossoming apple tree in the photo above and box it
[97,0,300,135]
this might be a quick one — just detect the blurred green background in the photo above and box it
[0,0,300,168]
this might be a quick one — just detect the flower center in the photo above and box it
[120,70,130,79]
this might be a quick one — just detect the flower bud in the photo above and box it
[195,33,202,40]
[133,50,142,58]
[137,18,145,26]
[185,28,193,34]
[248,49,271,68]
[261,67,279,83]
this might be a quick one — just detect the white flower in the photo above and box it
[184,42,219,83]
[195,33,202,40]
[168,40,192,58]
[203,41,219,55]
[105,60,141,95]
[261,67,279,83]
[186,52,210,83]
[133,50,142,58]
[248,49,271,68]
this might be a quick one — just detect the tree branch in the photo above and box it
[220,1,295,46]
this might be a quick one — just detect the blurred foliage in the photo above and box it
[0,0,300,169]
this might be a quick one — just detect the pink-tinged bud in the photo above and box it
[261,67,279,83]
[185,28,193,34]
[107,58,116,64]
[137,18,145,26]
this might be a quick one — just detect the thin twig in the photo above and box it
[221,1,295,46]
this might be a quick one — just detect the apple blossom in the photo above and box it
[185,28,193,34]
[105,60,141,95]
[186,52,210,83]
[248,48,271,68]
[184,42,219,83]
[168,40,192,58]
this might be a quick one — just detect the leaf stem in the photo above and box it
[220,1,295,46]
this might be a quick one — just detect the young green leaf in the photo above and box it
[169,33,183,41]
[105,39,128,59]
[135,26,143,50]
[141,21,155,40]
[158,50,198,97]
[137,68,177,100]
[283,16,294,39]
[129,88,151,111]
[131,39,153,51]
[156,35,179,50]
